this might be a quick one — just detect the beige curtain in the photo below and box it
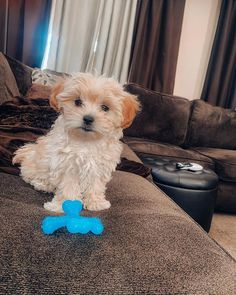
[43,0,137,83]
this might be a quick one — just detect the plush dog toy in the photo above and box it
[42,200,104,235]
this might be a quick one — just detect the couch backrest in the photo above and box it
[185,99,236,149]
[124,83,191,146]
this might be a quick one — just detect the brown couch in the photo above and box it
[0,54,236,294]
[124,83,236,214]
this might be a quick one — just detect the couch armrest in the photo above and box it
[121,143,143,163]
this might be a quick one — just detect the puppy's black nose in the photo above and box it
[83,115,94,125]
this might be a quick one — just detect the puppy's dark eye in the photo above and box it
[101,104,109,112]
[75,98,83,107]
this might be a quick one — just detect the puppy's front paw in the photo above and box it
[84,198,111,211]
[44,201,63,213]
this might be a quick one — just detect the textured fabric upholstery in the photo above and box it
[191,147,236,182]
[4,54,32,96]
[217,181,236,213]
[26,83,51,100]
[186,99,236,149]
[124,83,191,146]
[122,143,143,163]
[0,53,20,105]
[0,171,235,294]
[124,137,214,170]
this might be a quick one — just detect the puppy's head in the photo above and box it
[50,73,140,140]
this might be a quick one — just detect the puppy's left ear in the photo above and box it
[121,94,140,129]
[50,82,64,111]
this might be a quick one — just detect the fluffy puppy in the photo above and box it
[13,73,139,212]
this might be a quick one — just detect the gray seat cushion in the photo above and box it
[0,172,235,294]
[217,181,236,213]
[191,147,236,182]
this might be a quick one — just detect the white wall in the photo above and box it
[174,0,221,100]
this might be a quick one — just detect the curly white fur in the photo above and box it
[13,73,139,212]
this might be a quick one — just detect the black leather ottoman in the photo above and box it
[140,155,219,232]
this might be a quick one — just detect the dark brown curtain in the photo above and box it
[201,0,236,109]
[128,0,185,94]
[0,0,52,67]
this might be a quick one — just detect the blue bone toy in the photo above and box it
[42,200,104,235]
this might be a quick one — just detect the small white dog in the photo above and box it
[13,73,139,212]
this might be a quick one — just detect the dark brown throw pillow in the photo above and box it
[186,100,236,149]
[124,83,191,146]
[0,53,20,105]
[4,54,32,96]
[26,84,52,100]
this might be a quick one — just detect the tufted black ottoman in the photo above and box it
[140,155,219,232]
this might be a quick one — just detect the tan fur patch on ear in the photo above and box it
[50,82,64,111]
[121,94,140,129]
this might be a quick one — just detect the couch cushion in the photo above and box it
[0,172,235,294]
[216,181,236,213]
[121,143,144,163]
[191,147,236,182]
[4,54,32,96]
[124,83,191,146]
[26,83,51,100]
[186,100,236,149]
[124,137,214,170]
[0,53,20,105]
[118,144,152,179]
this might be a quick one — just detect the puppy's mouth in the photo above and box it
[79,126,94,132]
